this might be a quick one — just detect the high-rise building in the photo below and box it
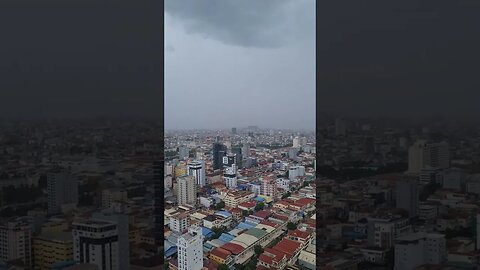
[177,175,197,207]
[178,146,190,160]
[242,144,250,159]
[188,160,206,187]
[153,160,163,253]
[293,137,301,148]
[223,154,237,189]
[33,232,73,270]
[232,147,243,169]
[0,219,33,268]
[73,220,119,270]
[396,177,419,218]
[101,189,128,209]
[213,143,227,170]
[47,169,78,215]
[394,233,446,270]
[408,140,450,174]
[261,176,278,198]
[92,210,129,270]
[177,226,203,270]
[231,127,237,134]
[289,166,305,180]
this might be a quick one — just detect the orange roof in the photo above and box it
[210,247,231,260]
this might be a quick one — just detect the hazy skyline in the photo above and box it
[164,0,315,130]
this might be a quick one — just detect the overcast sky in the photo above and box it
[164,0,315,130]
[318,0,480,120]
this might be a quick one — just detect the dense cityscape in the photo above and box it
[0,118,164,270]
[315,114,480,269]
[164,127,316,270]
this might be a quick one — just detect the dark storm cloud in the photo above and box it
[165,0,314,48]
[0,0,162,119]
[318,0,480,119]
[164,1,315,130]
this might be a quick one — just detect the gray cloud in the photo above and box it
[165,0,314,48]
[165,1,316,130]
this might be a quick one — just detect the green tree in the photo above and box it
[215,201,225,210]
[242,210,249,217]
[287,222,297,230]
[254,202,264,211]
[218,264,229,270]
[254,245,263,256]
[211,226,226,239]
[281,192,291,199]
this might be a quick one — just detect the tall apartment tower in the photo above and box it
[177,175,197,207]
[223,153,237,189]
[188,160,206,187]
[408,140,450,174]
[72,220,119,270]
[47,168,78,215]
[213,142,227,170]
[177,226,203,270]
[92,210,129,270]
[396,177,419,218]
[0,219,33,268]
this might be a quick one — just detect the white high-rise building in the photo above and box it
[408,140,450,174]
[177,226,203,270]
[73,220,119,270]
[0,219,33,268]
[293,137,301,148]
[47,169,78,215]
[92,210,129,270]
[242,144,250,159]
[188,160,206,187]
[223,154,237,189]
[177,175,197,207]
[394,233,446,270]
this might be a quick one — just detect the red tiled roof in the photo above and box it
[273,238,301,257]
[295,198,315,206]
[260,220,278,228]
[210,247,231,260]
[238,201,256,208]
[288,229,311,240]
[221,242,245,255]
[254,210,272,219]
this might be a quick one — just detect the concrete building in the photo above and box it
[188,160,206,188]
[394,233,446,270]
[101,189,128,209]
[177,175,197,207]
[408,140,450,174]
[33,232,73,270]
[177,226,203,270]
[92,210,129,270]
[73,220,119,270]
[47,169,78,215]
[0,219,33,268]
[169,212,189,234]
[396,177,419,217]
[367,216,411,249]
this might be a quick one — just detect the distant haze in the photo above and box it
[164,0,315,130]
